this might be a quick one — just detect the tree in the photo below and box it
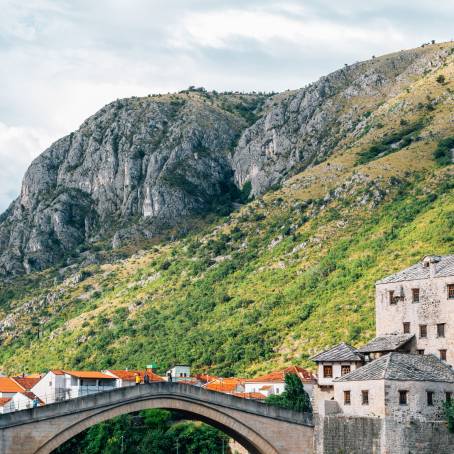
[265,373,312,413]
[436,74,446,84]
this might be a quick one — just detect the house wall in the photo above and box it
[168,366,191,381]
[244,382,285,396]
[334,380,385,417]
[11,394,33,412]
[316,361,362,387]
[31,372,66,404]
[376,275,454,366]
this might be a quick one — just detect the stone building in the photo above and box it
[333,352,454,420]
[357,333,415,361]
[375,255,454,365]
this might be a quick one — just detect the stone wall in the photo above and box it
[315,415,454,454]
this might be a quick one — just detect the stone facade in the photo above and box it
[375,256,454,365]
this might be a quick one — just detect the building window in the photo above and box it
[437,323,445,338]
[389,290,396,304]
[427,391,434,406]
[446,392,452,403]
[362,390,369,405]
[323,365,333,378]
[419,324,427,338]
[399,390,408,405]
[412,288,420,303]
[344,390,351,405]
[440,349,447,361]
[341,365,351,376]
[417,349,425,355]
[448,284,454,300]
[403,322,410,334]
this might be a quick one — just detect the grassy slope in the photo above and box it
[0,44,453,377]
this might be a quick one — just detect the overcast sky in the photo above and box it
[1,0,453,212]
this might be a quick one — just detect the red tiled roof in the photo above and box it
[244,366,316,384]
[0,377,25,393]
[203,378,244,393]
[259,385,272,390]
[63,371,115,380]
[195,373,219,383]
[0,397,12,407]
[51,370,65,376]
[232,392,266,400]
[21,391,44,405]
[106,370,164,382]
[12,376,41,390]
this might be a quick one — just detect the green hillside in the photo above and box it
[0,44,453,377]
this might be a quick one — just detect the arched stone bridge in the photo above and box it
[0,382,314,454]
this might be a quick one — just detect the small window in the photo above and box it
[427,391,434,406]
[417,349,425,355]
[403,322,410,334]
[341,365,351,376]
[412,288,420,303]
[440,349,447,361]
[323,365,333,378]
[362,390,369,405]
[419,324,427,338]
[437,323,445,338]
[399,390,408,405]
[448,284,454,300]
[344,390,351,405]
[389,290,396,304]
[446,392,452,403]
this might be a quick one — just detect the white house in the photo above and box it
[0,377,25,398]
[103,369,164,387]
[166,365,191,382]
[243,366,316,399]
[31,370,116,404]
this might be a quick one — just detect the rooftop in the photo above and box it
[335,353,454,383]
[12,376,42,390]
[232,392,267,400]
[0,377,25,393]
[63,371,116,380]
[311,343,364,363]
[0,398,12,407]
[104,370,164,382]
[244,366,316,383]
[203,378,244,393]
[357,334,414,353]
[376,255,454,284]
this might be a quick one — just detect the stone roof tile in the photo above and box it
[311,343,364,362]
[357,334,414,353]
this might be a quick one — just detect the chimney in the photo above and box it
[423,256,440,278]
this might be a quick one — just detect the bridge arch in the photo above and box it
[35,395,278,454]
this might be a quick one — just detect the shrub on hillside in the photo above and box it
[433,137,454,166]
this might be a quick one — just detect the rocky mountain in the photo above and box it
[0,43,452,280]
[0,41,453,376]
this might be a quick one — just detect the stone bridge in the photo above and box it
[0,382,314,454]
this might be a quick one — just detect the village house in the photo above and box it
[103,369,164,386]
[375,255,454,365]
[0,377,43,414]
[31,370,116,404]
[166,365,191,382]
[203,377,245,394]
[243,366,316,399]
[333,353,454,421]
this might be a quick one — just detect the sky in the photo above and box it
[1,0,453,212]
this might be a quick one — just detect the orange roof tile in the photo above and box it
[244,366,316,384]
[106,370,164,382]
[51,370,65,376]
[12,376,41,390]
[0,377,25,393]
[259,385,272,390]
[203,378,244,393]
[232,392,266,400]
[0,397,12,407]
[21,391,44,405]
[63,371,116,380]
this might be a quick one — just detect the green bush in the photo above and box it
[433,137,454,166]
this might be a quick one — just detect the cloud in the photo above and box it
[0,0,453,212]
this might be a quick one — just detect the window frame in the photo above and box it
[403,322,410,334]
[399,390,408,406]
[440,349,447,361]
[417,349,425,355]
[412,288,420,303]
[389,290,396,305]
[362,390,369,405]
[437,323,445,338]
[344,390,351,405]
[448,284,454,300]
[419,324,427,338]
[323,365,333,378]
[341,365,351,376]
[427,391,434,406]
[446,392,452,403]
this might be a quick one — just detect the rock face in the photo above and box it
[232,45,451,195]
[0,95,248,275]
[0,44,451,277]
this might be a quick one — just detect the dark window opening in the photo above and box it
[412,288,420,303]
[403,322,410,334]
[389,290,396,304]
[437,323,445,338]
[419,324,427,338]
[440,349,447,361]
[399,390,408,405]
[344,390,351,405]
[446,392,452,402]
[427,391,434,406]
[362,390,369,405]
[448,284,454,300]
[417,349,425,355]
